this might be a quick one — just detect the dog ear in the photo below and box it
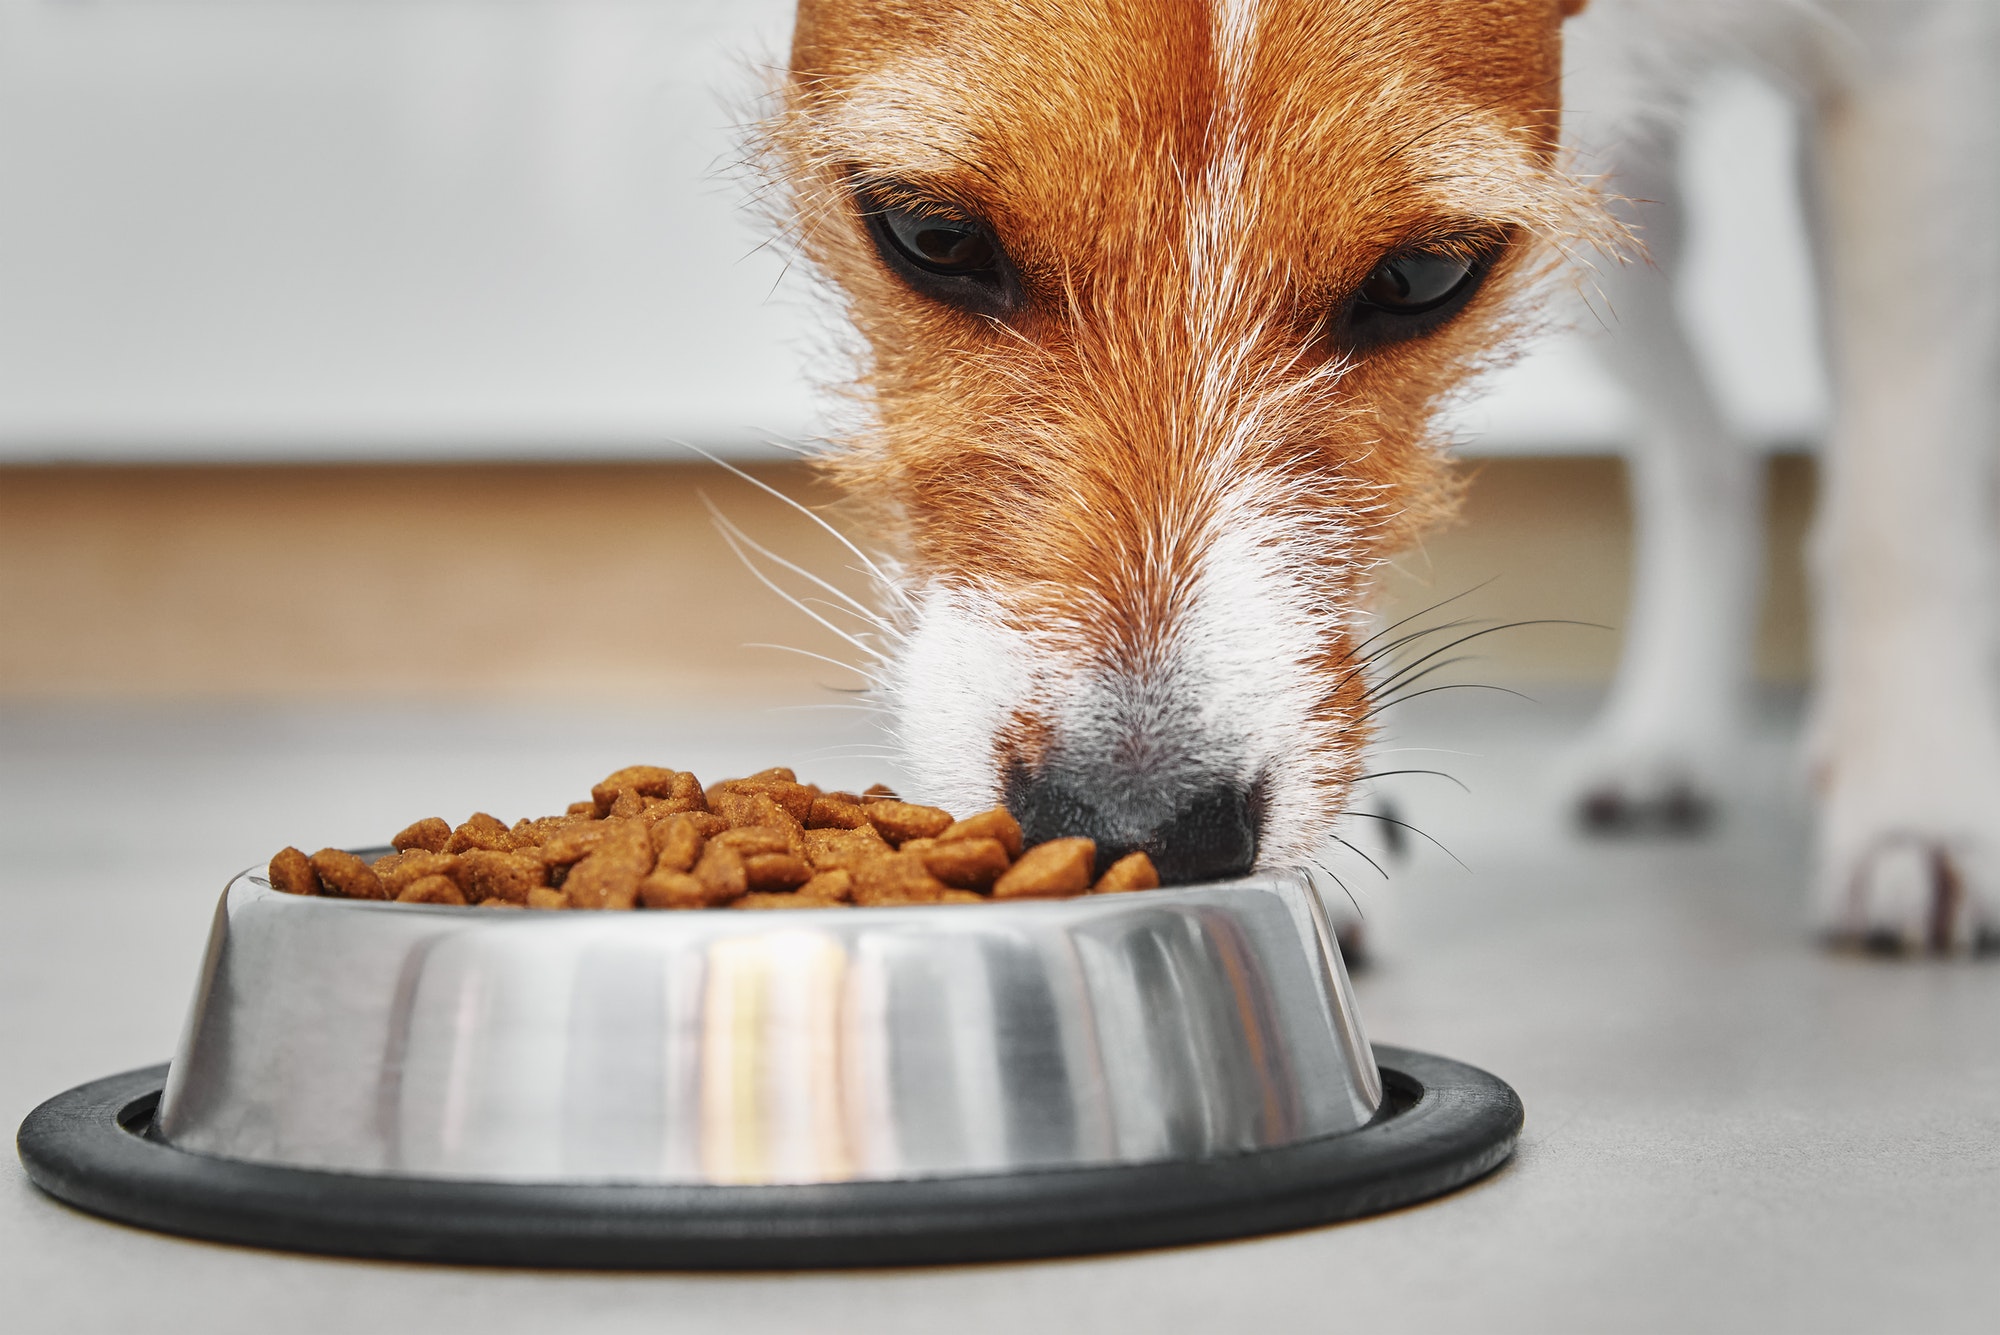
[1559,0,1589,16]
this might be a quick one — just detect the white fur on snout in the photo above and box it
[880,583,1072,818]
[1170,496,1362,864]
[880,483,1362,867]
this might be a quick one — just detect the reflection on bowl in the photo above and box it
[158,864,1380,1185]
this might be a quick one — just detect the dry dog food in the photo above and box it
[267,765,1162,911]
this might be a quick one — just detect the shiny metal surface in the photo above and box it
[158,865,1380,1185]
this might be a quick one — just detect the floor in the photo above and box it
[3,690,1995,1334]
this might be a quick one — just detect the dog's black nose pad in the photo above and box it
[1141,782,1262,884]
[1003,766,1261,886]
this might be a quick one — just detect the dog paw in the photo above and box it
[1560,737,1721,837]
[1814,759,2000,955]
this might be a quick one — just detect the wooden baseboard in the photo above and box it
[0,457,1814,700]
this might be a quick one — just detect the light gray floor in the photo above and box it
[3,692,1994,1334]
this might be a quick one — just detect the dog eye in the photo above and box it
[877,206,997,275]
[1357,254,1477,314]
[858,189,1021,318]
[1334,245,1496,353]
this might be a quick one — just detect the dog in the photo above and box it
[765,0,2000,951]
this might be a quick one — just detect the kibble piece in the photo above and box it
[1094,851,1161,894]
[377,849,462,897]
[445,811,512,854]
[398,874,467,906]
[638,870,711,910]
[563,818,652,910]
[649,773,713,817]
[806,794,871,830]
[941,889,988,905]
[309,848,388,901]
[593,764,682,798]
[923,837,1011,891]
[268,846,320,896]
[992,837,1096,900]
[457,849,547,904]
[716,806,808,863]
[527,886,572,910]
[803,824,893,871]
[862,783,899,801]
[709,788,803,837]
[749,779,818,824]
[392,817,453,854]
[940,808,1025,859]
[864,800,954,846]
[714,827,794,857]
[798,869,854,903]
[510,814,578,849]
[649,812,709,873]
[476,897,523,909]
[591,766,707,818]
[590,765,692,815]
[566,801,597,817]
[536,820,623,867]
[692,840,748,903]
[850,850,949,906]
[713,767,809,804]
[744,852,813,892]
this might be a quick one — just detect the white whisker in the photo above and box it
[763,702,890,714]
[710,514,882,660]
[741,642,884,686]
[703,497,888,626]
[669,438,915,613]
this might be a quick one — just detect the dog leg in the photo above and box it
[1566,141,1763,834]
[1806,3,2000,951]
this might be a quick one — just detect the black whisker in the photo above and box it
[1343,810,1470,871]
[1364,681,1534,723]
[1367,654,1485,706]
[1329,618,1489,701]
[1326,832,1391,882]
[1308,857,1365,921]
[1366,619,1603,704]
[1356,616,1489,666]
[1335,579,1500,668]
[1352,768,1472,794]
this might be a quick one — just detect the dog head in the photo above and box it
[771,0,1595,881]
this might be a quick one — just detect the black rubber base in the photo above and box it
[17,1046,1519,1269]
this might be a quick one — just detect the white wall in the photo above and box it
[0,2,1824,462]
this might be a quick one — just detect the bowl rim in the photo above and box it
[232,855,1321,924]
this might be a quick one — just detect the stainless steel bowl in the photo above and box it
[157,864,1381,1186]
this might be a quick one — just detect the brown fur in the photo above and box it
[767,0,1603,853]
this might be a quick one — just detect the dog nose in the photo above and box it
[1003,765,1261,885]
